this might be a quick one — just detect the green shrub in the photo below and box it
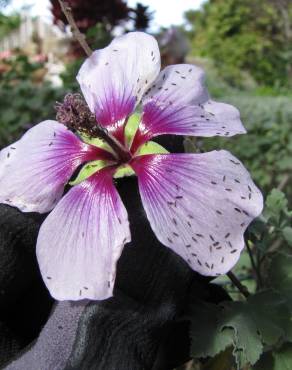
[0,55,65,148]
[185,0,292,89]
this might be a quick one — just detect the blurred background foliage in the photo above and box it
[0,0,291,369]
[0,12,20,39]
[0,54,65,146]
[184,0,292,90]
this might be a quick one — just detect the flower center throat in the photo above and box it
[56,93,132,164]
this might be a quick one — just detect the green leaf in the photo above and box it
[219,301,263,368]
[190,302,234,359]
[283,227,292,247]
[79,132,115,155]
[253,351,274,370]
[264,189,288,223]
[114,141,168,178]
[189,291,291,369]
[273,343,292,370]
[269,252,292,308]
[203,347,236,370]
[124,113,140,147]
[70,139,169,184]
[268,252,292,342]
[136,141,169,156]
[69,160,110,185]
[221,291,290,368]
[114,164,135,179]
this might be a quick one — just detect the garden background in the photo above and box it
[0,0,291,369]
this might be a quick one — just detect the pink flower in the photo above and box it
[0,50,12,60]
[0,32,263,301]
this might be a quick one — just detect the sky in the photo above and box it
[4,0,206,29]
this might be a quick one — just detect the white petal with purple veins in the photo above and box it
[37,168,131,301]
[131,65,245,150]
[131,151,263,276]
[77,32,160,139]
[0,120,102,213]
[142,64,208,106]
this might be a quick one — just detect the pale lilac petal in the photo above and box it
[131,65,245,151]
[37,168,131,301]
[143,64,208,106]
[131,151,263,276]
[0,120,108,213]
[77,32,160,140]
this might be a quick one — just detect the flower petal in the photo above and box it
[131,151,263,276]
[143,64,208,106]
[0,120,109,213]
[77,32,160,141]
[131,64,245,152]
[37,168,131,301]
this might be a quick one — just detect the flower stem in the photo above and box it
[58,0,92,57]
[246,241,262,289]
[227,271,250,298]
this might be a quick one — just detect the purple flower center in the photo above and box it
[56,93,134,165]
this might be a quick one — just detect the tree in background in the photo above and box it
[50,0,129,33]
[50,0,154,36]
[50,0,153,54]
[50,0,128,56]
[184,0,292,88]
[128,2,153,31]
[0,13,20,40]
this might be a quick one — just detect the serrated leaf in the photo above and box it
[221,291,290,368]
[220,301,263,367]
[190,302,234,359]
[189,291,291,369]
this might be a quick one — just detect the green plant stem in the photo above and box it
[58,0,92,57]
[227,271,250,298]
[278,173,290,191]
[246,241,263,289]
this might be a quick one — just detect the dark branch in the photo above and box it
[227,271,250,298]
[58,0,92,57]
[245,241,262,289]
